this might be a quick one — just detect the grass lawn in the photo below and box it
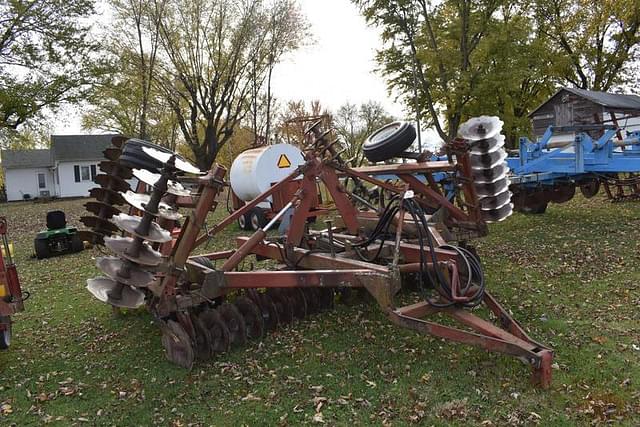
[0,194,639,426]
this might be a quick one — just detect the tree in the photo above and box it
[0,0,98,132]
[152,0,309,170]
[334,101,394,165]
[354,0,505,142]
[535,0,640,91]
[278,99,331,145]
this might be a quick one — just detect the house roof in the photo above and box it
[530,87,640,117]
[0,149,53,169]
[51,134,119,162]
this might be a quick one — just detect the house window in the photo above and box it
[37,173,46,189]
[74,165,94,182]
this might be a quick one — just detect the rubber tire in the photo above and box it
[34,238,51,259]
[0,317,10,350]
[249,209,267,231]
[238,212,251,231]
[580,180,600,199]
[522,202,548,214]
[118,138,175,173]
[363,121,416,162]
[71,234,84,252]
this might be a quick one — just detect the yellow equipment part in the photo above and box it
[1,241,14,258]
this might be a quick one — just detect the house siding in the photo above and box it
[56,160,101,198]
[5,168,56,201]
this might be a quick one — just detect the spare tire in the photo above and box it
[118,139,177,173]
[363,121,416,162]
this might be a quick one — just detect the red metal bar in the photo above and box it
[194,167,303,247]
[346,161,455,175]
[398,173,468,222]
[318,166,360,235]
[236,237,390,274]
[221,269,379,288]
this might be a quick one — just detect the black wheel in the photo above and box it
[363,121,416,162]
[0,317,11,350]
[549,184,575,204]
[580,180,600,198]
[118,138,176,173]
[522,202,548,214]
[237,212,251,230]
[34,238,50,259]
[71,234,84,252]
[249,209,267,231]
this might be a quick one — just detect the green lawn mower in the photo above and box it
[34,210,84,259]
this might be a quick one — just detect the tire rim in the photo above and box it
[238,214,246,229]
[366,122,402,146]
[250,214,260,230]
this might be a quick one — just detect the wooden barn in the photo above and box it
[529,87,640,140]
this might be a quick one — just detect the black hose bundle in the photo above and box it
[354,194,486,308]
[402,198,485,308]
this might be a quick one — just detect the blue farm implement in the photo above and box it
[508,125,640,213]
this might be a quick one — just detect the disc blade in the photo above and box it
[95,174,130,193]
[120,190,183,220]
[99,160,133,179]
[103,147,122,161]
[459,116,503,141]
[104,236,163,266]
[84,201,121,218]
[470,149,507,170]
[474,177,510,198]
[96,256,155,287]
[111,213,172,243]
[481,203,513,223]
[199,308,231,354]
[89,187,126,205]
[217,303,247,347]
[142,146,203,175]
[472,162,509,184]
[86,277,145,308]
[132,169,191,196]
[478,190,512,210]
[80,216,119,234]
[160,320,195,368]
[469,135,505,155]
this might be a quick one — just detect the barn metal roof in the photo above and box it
[530,88,640,117]
[0,149,53,169]
[564,87,640,109]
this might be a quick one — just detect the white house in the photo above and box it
[1,134,119,202]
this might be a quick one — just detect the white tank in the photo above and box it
[230,143,305,203]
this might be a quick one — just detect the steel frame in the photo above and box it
[146,128,553,387]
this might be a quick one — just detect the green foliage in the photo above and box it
[354,0,640,147]
[0,0,100,132]
[535,0,640,91]
[334,101,395,166]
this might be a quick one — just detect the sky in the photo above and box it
[54,0,408,135]
[270,0,406,117]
